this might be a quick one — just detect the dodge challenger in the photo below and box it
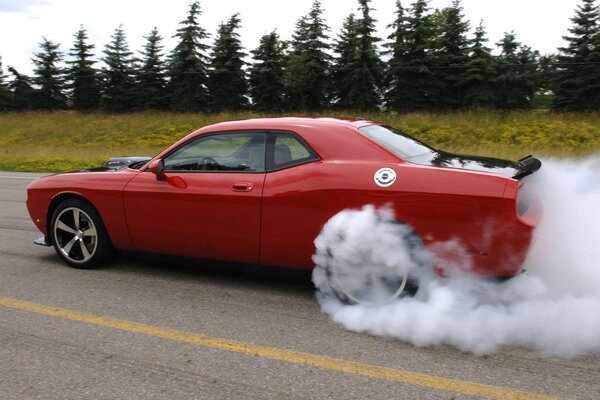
[26,117,542,303]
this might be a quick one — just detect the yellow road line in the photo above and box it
[0,295,558,400]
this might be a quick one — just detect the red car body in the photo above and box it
[27,117,541,277]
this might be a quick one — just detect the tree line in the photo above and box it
[0,0,599,113]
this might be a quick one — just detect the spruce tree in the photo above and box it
[462,22,496,108]
[31,37,66,110]
[343,0,384,110]
[581,32,600,108]
[249,31,286,112]
[67,26,100,111]
[553,0,600,110]
[7,67,34,111]
[494,32,538,109]
[332,13,359,109]
[384,1,409,110]
[137,27,168,110]
[384,0,437,111]
[168,1,210,112]
[0,57,12,111]
[207,14,248,112]
[100,25,137,112]
[432,0,470,109]
[284,0,331,111]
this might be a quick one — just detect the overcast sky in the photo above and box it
[0,0,583,75]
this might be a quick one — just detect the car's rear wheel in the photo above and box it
[49,198,112,269]
[313,221,425,305]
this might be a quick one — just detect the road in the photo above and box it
[0,172,598,400]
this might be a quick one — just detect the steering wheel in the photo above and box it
[197,156,218,170]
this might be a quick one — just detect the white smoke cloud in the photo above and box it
[312,156,600,357]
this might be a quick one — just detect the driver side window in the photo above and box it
[164,132,266,172]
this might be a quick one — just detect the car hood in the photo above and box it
[408,151,534,178]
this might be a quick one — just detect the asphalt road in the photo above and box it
[0,172,598,400]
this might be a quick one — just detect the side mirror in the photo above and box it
[149,159,166,180]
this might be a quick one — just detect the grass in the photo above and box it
[0,110,599,172]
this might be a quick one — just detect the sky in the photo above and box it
[0,0,584,75]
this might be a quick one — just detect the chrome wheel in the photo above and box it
[53,207,98,264]
[332,263,408,305]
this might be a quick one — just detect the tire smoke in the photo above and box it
[312,157,600,357]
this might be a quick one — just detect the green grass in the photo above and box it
[0,110,599,172]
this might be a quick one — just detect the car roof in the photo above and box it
[196,116,379,133]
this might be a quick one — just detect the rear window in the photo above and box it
[359,125,436,160]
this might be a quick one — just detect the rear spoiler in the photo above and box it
[513,155,542,180]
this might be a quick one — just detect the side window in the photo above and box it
[266,133,319,171]
[164,132,266,172]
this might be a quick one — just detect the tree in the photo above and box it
[432,0,470,109]
[494,32,538,109]
[384,1,409,110]
[137,27,168,110]
[31,37,66,110]
[100,25,137,112]
[7,67,34,111]
[284,0,331,111]
[249,31,286,112]
[580,32,600,108]
[342,0,384,110]
[207,13,248,112]
[332,13,359,109]
[67,26,100,111]
[462,22,497,108]
[168,1,210,112]
[553,0,600,110]
[384,0,438,111]
[0,57,12,111]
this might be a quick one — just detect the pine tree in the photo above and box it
[168,1,210,112]
[207,14,248,112]
[342,0,384,110]
[284,0,331,111]
[0,57,12,111]
[432,0,470,109]
[249,31,286,112]
[332,13,359,109]
[384,1,409,110]
[494,32,538,109]
[31,37,66,110]
[7,67,34,111]
[581,32,600,108]
[462,22,496,108]
[100,25,137,112]
[384,0,438,112]
[553,0,600,110]
[137,27,168,110]
[67,26,100,111]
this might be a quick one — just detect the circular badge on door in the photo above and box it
[374,168,396,187]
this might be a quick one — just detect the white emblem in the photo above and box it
[374,168,396,187]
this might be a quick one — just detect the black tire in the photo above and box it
[49,198,113,269]
[313,220,426,305]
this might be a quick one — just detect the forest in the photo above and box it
[0,0,599,113]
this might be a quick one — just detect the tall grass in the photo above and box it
[0,110,598,172]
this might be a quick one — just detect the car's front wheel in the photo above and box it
[49,198,113,269]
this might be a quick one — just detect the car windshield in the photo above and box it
[359,125,436,160]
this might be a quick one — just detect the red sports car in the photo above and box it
[26,117,541,302]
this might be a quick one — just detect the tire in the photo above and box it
[313,219,426,305]
[49,198,113,269]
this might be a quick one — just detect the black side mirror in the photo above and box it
[149,159,166,180]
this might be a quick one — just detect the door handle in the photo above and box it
[232,182,254,191]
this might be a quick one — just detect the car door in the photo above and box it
[260,132,323,269]
[123,132,266,264]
